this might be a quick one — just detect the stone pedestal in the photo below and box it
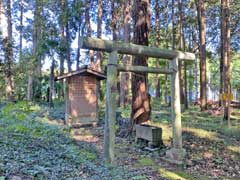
[135,124,163,147]
[165,148,186,165]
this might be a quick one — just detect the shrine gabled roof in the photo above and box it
[55,65,106,81]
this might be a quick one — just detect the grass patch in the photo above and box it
[184,127,219,141]
[0,101,134,179]
[220,126,240,139]
[134,157,156,167]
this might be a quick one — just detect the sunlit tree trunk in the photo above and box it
[196,0,207,111]
[131,0,151,124]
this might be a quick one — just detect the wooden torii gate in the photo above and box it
[80,37,195,164]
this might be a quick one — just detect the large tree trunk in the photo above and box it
[120,0,131,107]
[4,0,14,101]
[29,0,43,101]
[155,0,161,99]
[131,0,151,124]
[222,0,231,125]
[196,0,207,111]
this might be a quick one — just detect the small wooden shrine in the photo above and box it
[56,66,106,126]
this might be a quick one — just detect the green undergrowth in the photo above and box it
[0,101,133,179]
[134,157,203,180]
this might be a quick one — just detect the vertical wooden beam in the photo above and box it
[171,58,182,149]
[104,51,118,163]
[65,79,70,124]
[165,57,186,165]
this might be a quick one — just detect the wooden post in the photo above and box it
[65,79,70,125]
[104,51,118,163]
[165,57,186,164]
[171,58,182,149]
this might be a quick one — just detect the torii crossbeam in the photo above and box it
[80,37,195,164]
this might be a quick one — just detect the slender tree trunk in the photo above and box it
[222,0,231,125]
[155,0,161,98]
[172,0,175,50]
[66,22,71,72]
[177,0,184,104]
[111,0,117,41]
[120,0,131,107]
[76,22,81,70]
[85,0,94,65]
[49,59,55,107]
[59,0,66,99]
[19,0,23,60]
[131,0,151,124]
[30,0,43,101]
[219,0,224,107]
[95,0,102,72]
[111,0,120,106]
[196,0,207,110]
[165,0,169,104]
[3,0,14,101]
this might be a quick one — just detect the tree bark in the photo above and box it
[111,0,117,41]
[177,0,184,104]
[85,0,94,65]
[66,21,71,72]
[49,59,55,107]
[222,0,231,125]
[196,0,207,111]
[155,0,161,98]
[76,22,81,70]
[131,0,151,124]
[59,0,66,99]
[19,0,23,61]
[172,0,175,50]
[120,0,131,107]
[95,0,103,72]
[3,0,14,101]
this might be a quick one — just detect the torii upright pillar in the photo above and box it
[165,57,186,164]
